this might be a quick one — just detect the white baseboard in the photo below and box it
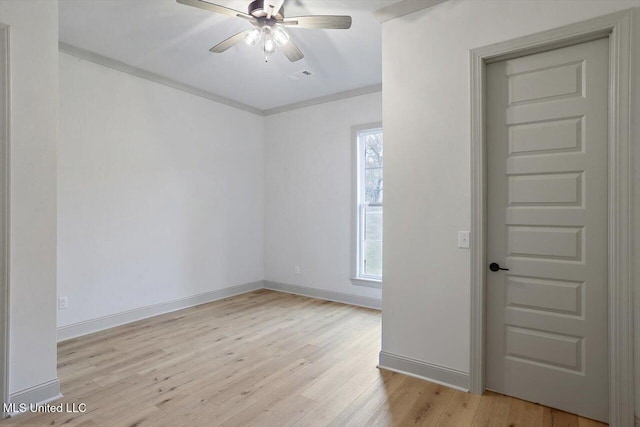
[57,281,263,342]
[58,280,380,342]
[378,351,470,392]
[8,378,62,415]
[263,280,382,310]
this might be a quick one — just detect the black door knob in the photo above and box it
[489,262,509,272]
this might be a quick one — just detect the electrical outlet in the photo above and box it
[294,265,301,274]
[458,231,470,249]
[58,296,69,310]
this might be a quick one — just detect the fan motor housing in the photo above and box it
[248,0,285,20]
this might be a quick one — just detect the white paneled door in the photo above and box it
[486,38,609,422]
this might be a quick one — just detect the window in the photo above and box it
[353,125,383,285]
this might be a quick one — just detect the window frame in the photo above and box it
[351,122,383,288]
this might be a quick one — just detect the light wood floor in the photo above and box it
[2,290,606,427]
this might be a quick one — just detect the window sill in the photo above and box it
[351,277,382,289]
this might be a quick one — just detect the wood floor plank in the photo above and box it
[507,398,545,427]
[288,382,358,426]
[436,390,483,427]
[577,417,608,427]
[0,290,606,427]
[245,393,316,427]
[542,408,579,427]
[327,371,403,427]
[364,375,457,427]
[471,391,511,427]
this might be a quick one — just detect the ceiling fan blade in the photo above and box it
[177,0,253,20]
[209,29,252,53]
[282,15,352,29]
[280,40,304,62]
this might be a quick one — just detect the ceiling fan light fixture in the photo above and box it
[244,28,262,46]
[272,27,290,47]
[263,31,276,55]
[178,0,352,63]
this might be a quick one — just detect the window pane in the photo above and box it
[365,168,383,204]
[364,133,383,168]
[356,127,383,281]
[363,130,383,204]
[364,206,382,277]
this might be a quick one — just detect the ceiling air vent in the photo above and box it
[288,70,313,81]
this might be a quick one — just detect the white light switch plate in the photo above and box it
[458,231,470,249]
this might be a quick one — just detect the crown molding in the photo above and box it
[59,42,382,117]
[374,0,449,23]
[262,83,382,116]
[59,42,264,116]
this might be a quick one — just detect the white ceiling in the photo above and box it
[59,0,395,111]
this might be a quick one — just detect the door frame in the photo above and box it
[469,9,636,426]
[0,23,9,416]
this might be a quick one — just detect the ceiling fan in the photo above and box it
[177,0,352,62]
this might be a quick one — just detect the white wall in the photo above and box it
[58,53,264,327]
[0,0,59,398]
[381,0,639,394]
[264,92,382,302]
